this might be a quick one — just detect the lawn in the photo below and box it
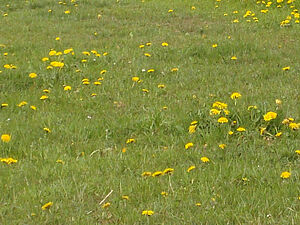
[0,0,300,224]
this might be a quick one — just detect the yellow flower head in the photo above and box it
[18,101,28,107]
[41,202,53,210]
[162,42,169,47]
[236,127,246,132]
[64,86,72,91]
[289,123,300,130]
[263,112,277,121]
[43,128,51,133]
[142,172,152,177]
[187,165,196,172]
[1,103,8,108]
[230,92,242,99]
[218,117,228,124]
[210,109,221,115]
[282,66,290,71]
[152,171,163,177]
[163,168,174,174]
[280,171,291,179]
[40,95,49,100]
[201,157,210,163]
[102,202,111,208]
[0,157,17,165]
[1,134,11,143]
[212,101,227,109]
[185,142,194,149]
[132,77,140,82]
[122,195,129,200]
[29,73,37,78]
[218,144,226,149]
[189,125,197,134]
[161,191,168,196]
[126,138,136,144]
[142,210,154,216]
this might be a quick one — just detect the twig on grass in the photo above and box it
[99,190,114,206]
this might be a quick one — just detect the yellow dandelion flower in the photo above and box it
[40,95,48,100]
[282,66,290,71]
[142,88,149,93]
[189,125,197,134]
[64,86,71,91]
[147,69,155,73]
[263,112,277,121]
[132,77,140,82]
[231,56,237,60]
[56,159,65,164]
[144,53,151,57]
[230,92,242,99]
[163,168,174,174]
[0,157,17,165]
[102,202,110,208]
[201,157,210,163]
[185,142,194,149]
[42,57,49,62]
[212,101,227,109]
[187,165,196,172]
[157,84,165,88]
[1,103,8,108]
[18,101,28,107]
[1,134,11,143]
[162,42,169,47]
[218,117,228,124]
[171,67,178,72]
[94,81,101,85]
[275,132,282,137]
[142,210,154,216]
[289,123,299,130]
[122,195,129,200]
[210,109,221,115]
[295,150,300,155]
[41,202,53,210]
[30,105,37,111]
[152,171,163,177]
[43,128,51,133]
[280,171,291,179]
[219,144,226,149]
[64,10,70,14]
[100,70,107,74]
[236,127,246,132]
[195,203,201,206]
[29,73,37,78]
[228,131,234,135]
[126,138,136,144]
[212,44,218,48]
[142,172,152,177]
[50,61,64,68]
[161,191,168,196]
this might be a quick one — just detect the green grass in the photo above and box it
[0,0,300,224]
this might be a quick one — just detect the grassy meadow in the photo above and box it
[0,0,300,224]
